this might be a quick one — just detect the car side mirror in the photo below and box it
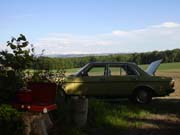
[81,71,84,75]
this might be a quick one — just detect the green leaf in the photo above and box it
[10,44,16,49]
[17,34,26,41]
[11,37,16,42]
[20,41,29,47]
[7,41,11,46]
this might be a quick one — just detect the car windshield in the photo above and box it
[73,63,89,76]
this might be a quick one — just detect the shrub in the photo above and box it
[0,34,34,71]
[0,70,23,103]
[0,104,24,135]
[0,34,35,103]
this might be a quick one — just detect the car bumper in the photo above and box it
[166,88,175,94]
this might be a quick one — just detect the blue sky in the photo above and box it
[0,0,180,54]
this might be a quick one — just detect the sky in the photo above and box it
[0,0,180,54]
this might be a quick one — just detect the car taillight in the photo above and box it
[170,80,175,88]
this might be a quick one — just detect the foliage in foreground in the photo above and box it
[0,70,23,103]
[0,34,35,103]
[0,104,24,135]
[0,34,34,71]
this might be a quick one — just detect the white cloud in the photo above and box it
[1,22,180,55]
[112,30,129,36]
[152,22,180,28]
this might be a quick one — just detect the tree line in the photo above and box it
[1,35,180,70]
[32,48,180,70]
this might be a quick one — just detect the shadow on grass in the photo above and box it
[50,98,180,135]
[106,98,180,114]
[85,98,180,135]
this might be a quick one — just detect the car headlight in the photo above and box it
[170,79,175,88]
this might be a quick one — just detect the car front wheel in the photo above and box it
[133,89,152,104]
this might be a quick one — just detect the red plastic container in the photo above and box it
[16,89,32,104]
[12,82,57,113]
[28,82,57,105]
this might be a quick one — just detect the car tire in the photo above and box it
[133,89,152,104]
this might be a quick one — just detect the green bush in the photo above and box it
[0,70,23,103]
[0,34,35,103]
[0,104,24,135]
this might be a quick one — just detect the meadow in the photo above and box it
[141,62,180,71]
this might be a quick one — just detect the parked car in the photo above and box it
[61,60,175,104]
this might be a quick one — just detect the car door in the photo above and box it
[74,63,108,96]
[105,64,139,97]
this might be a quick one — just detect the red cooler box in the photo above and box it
[13,82,57,113]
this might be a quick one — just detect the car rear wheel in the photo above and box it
[133,89,152,104]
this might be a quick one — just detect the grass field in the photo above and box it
[140,62,180,71]
[51,99,180,135]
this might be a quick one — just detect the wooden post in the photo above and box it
[70,97,88,127]
[21,112,53,135]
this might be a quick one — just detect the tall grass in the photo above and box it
[88,99,149,129]
[51,98,151,135]
[51,96,180,135]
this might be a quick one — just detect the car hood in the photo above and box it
[146,59,162,76]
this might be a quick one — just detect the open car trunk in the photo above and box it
[146,59,162,76]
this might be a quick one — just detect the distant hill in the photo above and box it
[46,53,129,58]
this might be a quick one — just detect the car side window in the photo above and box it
[126,65,137,75]
[86,66,106,76]
[109,66,127,76]
[108,64,137,76]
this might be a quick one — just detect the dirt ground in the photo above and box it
[157,71,180,97]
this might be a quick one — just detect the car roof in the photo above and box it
[89,62,137,65]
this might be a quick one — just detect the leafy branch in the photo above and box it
[0,34,35,71]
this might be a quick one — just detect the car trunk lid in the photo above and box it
[146,59,162,75]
